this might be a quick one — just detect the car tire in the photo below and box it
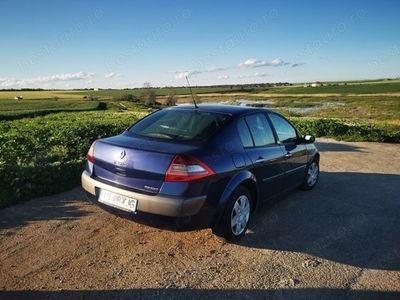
[300,159,319,190]
[216,186,252,242]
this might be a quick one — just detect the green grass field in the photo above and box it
[1,79,399,102]
[0,99,102,120]
[261,81,400,95]
[1,79,400,125]
[59,86,255,98]
[0,79,399,120]
[0,86,254,101]
[0,90,84,100]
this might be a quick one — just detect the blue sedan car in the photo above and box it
[82,104,319,241]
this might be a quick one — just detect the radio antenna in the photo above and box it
[185,75,198,109]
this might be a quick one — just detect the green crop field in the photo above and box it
[58,85,255,98]
[0,90,84,100]
[1,79,399,102]
[0,99,102,120]
[0,86,254,101]
[259,80,400,95]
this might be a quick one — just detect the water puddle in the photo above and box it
[235,99,344,114]
[180,99,344,115]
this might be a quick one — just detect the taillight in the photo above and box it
[165,155,215,182]
[86,141,96,163]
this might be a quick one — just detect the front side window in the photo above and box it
[268,113,297,143]
[245,114,276,147]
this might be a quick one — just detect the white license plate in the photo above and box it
[98,189,138,212]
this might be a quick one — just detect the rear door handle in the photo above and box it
[284,152,292,159]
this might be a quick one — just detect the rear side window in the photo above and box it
[268,113,297,143]
[245,114,276,147]
[129,109,230,141]
[237,118,253,148]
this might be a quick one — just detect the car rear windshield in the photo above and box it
[128,109,231,141]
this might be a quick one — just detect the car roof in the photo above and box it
[168,104,274,117]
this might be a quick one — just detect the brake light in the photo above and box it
[165,155,215,182]
[86,141,96,163]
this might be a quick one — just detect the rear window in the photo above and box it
[128,109,231,141]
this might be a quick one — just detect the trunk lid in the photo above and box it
[93,133,198,194]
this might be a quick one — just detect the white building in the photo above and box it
[311,81,322,87]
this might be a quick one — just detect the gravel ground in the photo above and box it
[1,138,399,300]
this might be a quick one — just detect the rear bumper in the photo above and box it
[81,171,207,217]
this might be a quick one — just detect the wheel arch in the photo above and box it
[307,144,320,164]
[212,170,258,228]
[314,152,320,163]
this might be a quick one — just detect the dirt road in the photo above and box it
[1,139,399,299]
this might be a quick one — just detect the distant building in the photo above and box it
[311,81,322,87]
[93,88,99,91]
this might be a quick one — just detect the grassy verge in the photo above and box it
[0,110,147,207]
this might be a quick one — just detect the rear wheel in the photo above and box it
[216,186,252,242]
[301,159,319,190]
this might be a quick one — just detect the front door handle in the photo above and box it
[284,152,292,159]
[255,157,268,164]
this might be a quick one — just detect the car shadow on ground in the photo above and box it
[1,288,399,300]
[0,188,92,234]
[315,141,365,152]
[97,170,400,271]
[241,171,400,271]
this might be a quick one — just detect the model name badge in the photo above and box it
[144,185,159,192]
[113,160,127,167]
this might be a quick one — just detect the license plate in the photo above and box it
[98,189,138,212]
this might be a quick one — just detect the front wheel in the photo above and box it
[215,186,252,242]
[301,159,319,190]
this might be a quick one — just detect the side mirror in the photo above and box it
[302,134,315,143]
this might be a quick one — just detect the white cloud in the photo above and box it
[174,70,202,79]
[0,72,94,88]
[254,72,269,77]
[239,72,269,79]
[238,58,290,68]
[173,57,298,81]
[238,58,268,68]
[105,72,120,78]
[208,66,229,72]
[270,58,285,66]
[174,67,230,80]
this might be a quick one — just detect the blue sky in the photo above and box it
[0,0,399,88]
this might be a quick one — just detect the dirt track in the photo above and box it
[1,138,399,299]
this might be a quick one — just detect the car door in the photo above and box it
[237,114,286,200]
[267,113,308,189]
